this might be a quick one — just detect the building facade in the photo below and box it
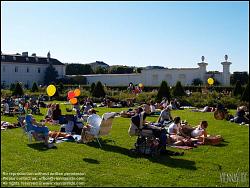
[1,52,65,88]
[78,56,232,86]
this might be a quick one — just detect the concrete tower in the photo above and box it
[197,56,208,83]
[221,55,232,86]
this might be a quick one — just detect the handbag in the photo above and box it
[205,135,223,145]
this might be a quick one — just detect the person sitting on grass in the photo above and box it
[130,108,183,155]
[230,106,249,125]
[52,104,67,124]
[45,103,54,120]
[149,100,156,115]
[2,100,10,115]
[25,114,54,148]
[78,109,101,143]
[157,105,173,124]
[82,102,93,115]
[168,116,187,146]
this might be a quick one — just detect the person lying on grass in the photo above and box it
[25,114,54,148]
[178,120,209,145]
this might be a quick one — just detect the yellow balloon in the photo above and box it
[138,83,144,88]
[74,89,81,97]
[46,85,56,96]
[69,98,78,105]
[207,78,214,85]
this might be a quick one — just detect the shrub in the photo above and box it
[233,80,243,97]
[10,83,15,91]
[192,78,203,86]
[92,81,106,98]
[156,81,171,101]
[172,81,186,97]
[241,82,249,102]
[12,82,24,97]
[90,83,96,94]
[31,82,39,92]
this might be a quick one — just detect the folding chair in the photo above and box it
[18,115,44,143]
[17,116,33,143]
[84,112,116,148]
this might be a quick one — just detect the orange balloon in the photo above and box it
[69,98,78,105]
[74,89,81,97]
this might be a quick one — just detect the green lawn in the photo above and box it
[1,104,249,187]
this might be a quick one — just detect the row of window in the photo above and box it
[1,55,48,63]
[2,66,41,73]
[152,74,186,80]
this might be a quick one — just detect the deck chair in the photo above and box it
[18,115,33,143]
[18,115,45,143]
[84,112,116,148]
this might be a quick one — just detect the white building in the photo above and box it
[77,56,232,86]
[1,51,65,88]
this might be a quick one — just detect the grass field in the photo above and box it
[1,103,249,187]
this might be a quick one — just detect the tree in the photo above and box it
[72,76,87,85]
[213,79,221,86]
[92,81,106,98]
[10,83,15,91]
[44,64,59,85]
[136,67,142,73]
[31,82,39,92]
[172,81,186,97]
[58,82,64,93]
[109,66,134,74]
[12,82,24,96]
[95,67,108,74]
[241,82,249,102]
[156,81,171,101]
[90,82,96,95]
[65,64,93,75]
[230,72,249,86]
[233,80,243,97]
[192,78,203,86]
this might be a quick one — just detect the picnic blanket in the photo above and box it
[167,145,194,150]
[1,121,20,130]
[167,142,203,150]
[49,134,81,144]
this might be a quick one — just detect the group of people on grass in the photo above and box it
[129,104,209,151]
[1,96,44,115]
[23,105,102,148]
[2,95,248,152]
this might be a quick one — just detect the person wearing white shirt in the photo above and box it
[168,117,185,146]
[78,109,101,143]
[3,101,10,115]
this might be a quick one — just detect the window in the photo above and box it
[15,66,18,72]
[13,56,16,61]
[35,57,39,62]
[165,74,172,81]
[178,74,186,84]
[27,67,29,73]
[26,57,29,61]
[38,68,41,73]
[152,74,158,85]
[1,55,5,60]
[179,74,186,80]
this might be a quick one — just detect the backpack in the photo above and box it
[134,136,161,156]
